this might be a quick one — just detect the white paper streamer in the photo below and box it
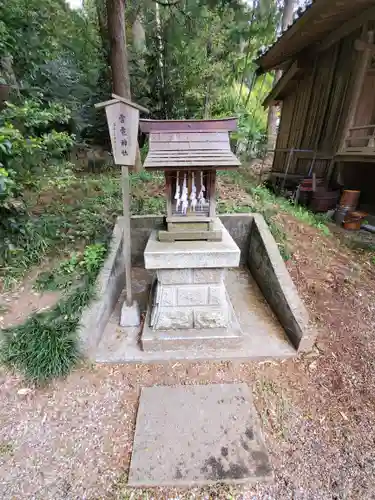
[174,171,181,211]
[190,171,197,212]
[198,170,206,208]
[181,173,188,215]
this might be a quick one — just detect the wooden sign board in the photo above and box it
[105,101,139,166]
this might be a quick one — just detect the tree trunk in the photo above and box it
[132,14,146,54]
[266,0,295,152]
[155,1,166,116]
[95,0,112,81]
[106,0,141,169]
[106,0,130,98]
[203,40,212,118]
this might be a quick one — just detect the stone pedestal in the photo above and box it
[142,220,243,351]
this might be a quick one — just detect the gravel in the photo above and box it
[1,213,375,499]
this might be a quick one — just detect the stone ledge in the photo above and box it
[144,220,240,270]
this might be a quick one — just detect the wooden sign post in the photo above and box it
[95,94,149,325]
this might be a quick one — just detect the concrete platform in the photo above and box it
[128,384,273,487]
[142,288,243,351]
[95,267,295,363]
[144,221,240,269]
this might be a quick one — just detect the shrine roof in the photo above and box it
[140,118,240,169]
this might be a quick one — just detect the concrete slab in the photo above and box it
[128,383,273,487]
[144,220,240,269]
[95,267,296,362]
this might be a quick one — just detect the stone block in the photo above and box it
[155,308,193,330]
[193,268,225,284]
[120,300,140,327]
[141,333,243,352]
[160,286,175,307]
[128,384,272,487]
[177,286,208,306]
[194,308,229,329]
[144,220,241,270]
[157,269,193,285]
[208,285,226,305]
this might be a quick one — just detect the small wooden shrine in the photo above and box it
[140,118,240,242]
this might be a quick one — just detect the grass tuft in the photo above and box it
[1,242,105,384]
[0,308,81,384]
[0,277,97,384]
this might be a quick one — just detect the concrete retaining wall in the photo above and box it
[129,214,253,265]
[78,222,125,356]
[79,213,316,355]
[247,214,315,352]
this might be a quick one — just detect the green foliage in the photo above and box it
[0,166,15,201]
[0,172,120,288]
[35,243,107,291]
[0,99,75,219]
[250,185,331,235]
[0,277,96,384]
[0,309,81,384]
[0,0,106,138]
[129,0,278,130]
[131,195,166,215]
[1,238,107,383]
[2,100,71,133]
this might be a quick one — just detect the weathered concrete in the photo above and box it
[96,267,295,362]
[248,214,315,352]
[142,289,242,351]
[128,384,273,487]
[78,221,125,357]
[220,214,253,262]
[144,220,240,269]
[128,214,253,265]
[130,215,164,266]
[143,220,242,349]
[80,213,316,358]
[120,300,140,327]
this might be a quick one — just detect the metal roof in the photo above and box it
[140,118,240,169]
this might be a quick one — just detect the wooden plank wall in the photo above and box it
[320,31,359,152]
[272,29,360,178]
[351,72,375,146]
[273,93,295,173]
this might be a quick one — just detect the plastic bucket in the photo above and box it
[334,206,349,226]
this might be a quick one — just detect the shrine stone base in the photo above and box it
[142,221,243,352]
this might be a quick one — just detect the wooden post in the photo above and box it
[281,148,294,192]
[339,30,374,152]
[208,170,217,218]
[325,157,336,188]
[95,96,149,318]
[165,172,173,218]
[121,165,133,307]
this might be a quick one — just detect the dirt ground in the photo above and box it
[1,213,375,499]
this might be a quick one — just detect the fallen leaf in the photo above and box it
[17,388,32,396]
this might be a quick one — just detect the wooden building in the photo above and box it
[256,0,375,212]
